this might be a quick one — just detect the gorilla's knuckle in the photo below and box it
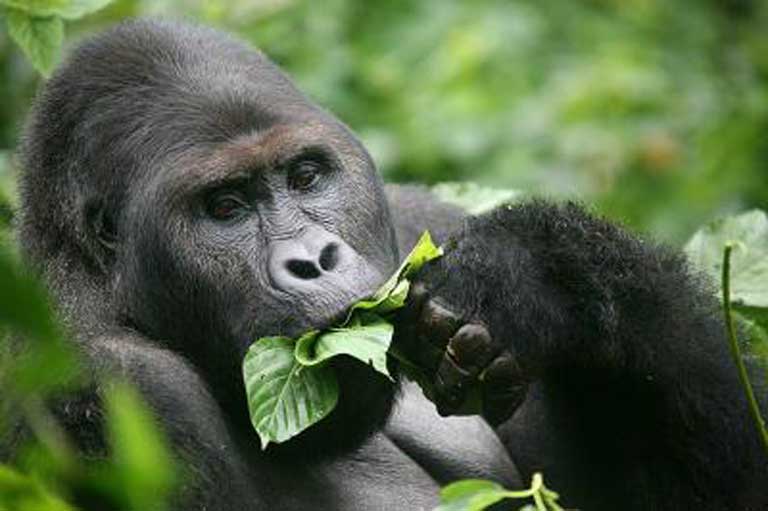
[447,323,498,373]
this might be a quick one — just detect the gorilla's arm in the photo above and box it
[404,200,768,511]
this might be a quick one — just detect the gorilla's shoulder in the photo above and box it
[385,184,465,256]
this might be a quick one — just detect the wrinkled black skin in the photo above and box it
[5,19,767,511]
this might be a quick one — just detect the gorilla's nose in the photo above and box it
[267,228,369,294]
[283,242,339,280]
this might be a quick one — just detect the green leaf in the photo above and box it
[0,238,81,395]
[0,464,76,511]
[431,182,522,215]
[295,312,394,378]
[0,250,58,341]
[5,8,64,77]
[0,152,16,228]
[349,230,442,317]
[435,479,510,511]
[104,382,176,510]
[243,337,339,447]
[10,338,81,395]
[685,210,768,308]
[0,0,114,19]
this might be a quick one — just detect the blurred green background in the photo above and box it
[1,0,767,242]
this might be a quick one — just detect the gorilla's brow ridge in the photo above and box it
[175,124,349,194]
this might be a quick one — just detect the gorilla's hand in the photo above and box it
[393,282,529,426]
[392,203,576,425]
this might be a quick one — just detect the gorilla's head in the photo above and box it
[18,19,400,455]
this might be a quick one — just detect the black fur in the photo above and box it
[5,18,767,511]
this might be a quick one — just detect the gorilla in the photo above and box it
[6,19,767,511]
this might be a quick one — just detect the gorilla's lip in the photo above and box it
[299,291,373,334]
[241,287,380,352]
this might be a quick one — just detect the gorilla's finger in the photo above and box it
[417,299,461,349]
[432,324,497,415]
[481,354,528,426]
[392,283,443,370]
[447,323,499,376]
[433,356,472,416]
[433,354,472,416]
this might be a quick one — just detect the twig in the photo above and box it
[721,243,768,456]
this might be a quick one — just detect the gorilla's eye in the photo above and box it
[207,193,248,221]
[288,160,322,191]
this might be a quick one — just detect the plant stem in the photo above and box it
[721,244,768,456]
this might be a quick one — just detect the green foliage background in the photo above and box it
[1,0,767,241]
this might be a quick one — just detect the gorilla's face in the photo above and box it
[108,66,399,453]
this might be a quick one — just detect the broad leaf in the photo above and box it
[243,337,338,448]
[5,9,64,77]
[685,210,768,308]
[295,313,394,378]
[349,231,442,317]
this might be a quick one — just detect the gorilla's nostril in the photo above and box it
[285,259,322,280]
[319,243,339,272]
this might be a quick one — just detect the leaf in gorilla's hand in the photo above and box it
[243,231,442,447]
[347,230,443,316]
[243,337,339,448]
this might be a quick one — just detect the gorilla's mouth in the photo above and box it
[240,283,383,352]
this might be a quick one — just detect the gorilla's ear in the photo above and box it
[84,199,118,270]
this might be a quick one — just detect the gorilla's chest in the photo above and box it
[260,434,442,510]
[256,387,521,510]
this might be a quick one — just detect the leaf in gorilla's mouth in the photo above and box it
[242,231,443,448]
